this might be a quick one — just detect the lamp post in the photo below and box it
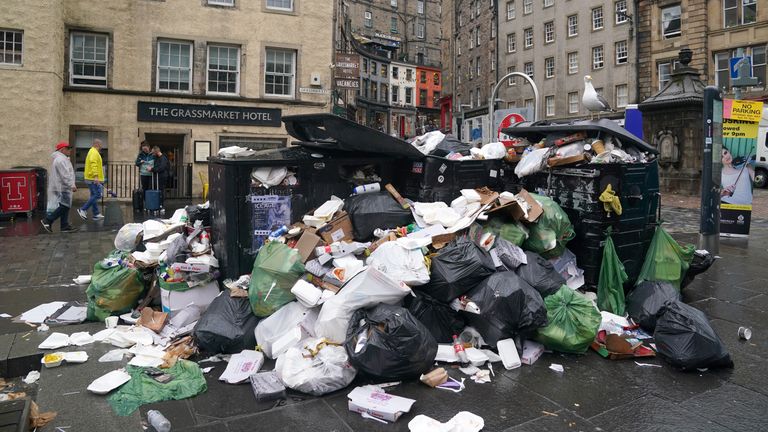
[488,72,540,134]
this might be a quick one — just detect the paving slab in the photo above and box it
[680,383,768,432]
[0,333,14,378]
[227,399,350,432]
[503,409,600,432]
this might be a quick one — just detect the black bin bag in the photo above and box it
[626,281,680,332]
[681,250,715,289]
[417,238,496,303]
[345,304,438,380]
[194,294,260,354]
[407,292,465,343]
[515,251,566,297]
[654,300,733,371]
[344,192,414,241]
[463,271,548,347]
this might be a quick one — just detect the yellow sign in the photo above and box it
[722,118,759,139]
[723,99,764,122]
[721,203,752,211]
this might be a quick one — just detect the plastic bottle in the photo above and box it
[147,410,171,432]
[314,241,370,258]
[452,334,469,364]
[351,182,381,195]
[268,225,289,239]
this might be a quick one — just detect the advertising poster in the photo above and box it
[249,194,292,251]
[720,99,763,236]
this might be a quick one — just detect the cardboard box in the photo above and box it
[347,387,416,422]
[160,281,220,317]
[170,262,211,274]
[294,230,322,263]
[547,153,587,167]
[487,189,543,223]
[317,211,354,243]
[521,340,544,365]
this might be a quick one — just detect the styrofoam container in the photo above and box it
[497,338,521,370]
[465,347,490,367]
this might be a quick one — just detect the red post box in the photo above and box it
[0,169,38,216]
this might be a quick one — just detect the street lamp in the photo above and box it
[489,72,540,134]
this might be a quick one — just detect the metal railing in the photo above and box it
[106,162,193,199]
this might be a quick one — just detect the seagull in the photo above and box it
[582,75,614,119]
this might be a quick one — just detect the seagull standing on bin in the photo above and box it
[582,75,614,120]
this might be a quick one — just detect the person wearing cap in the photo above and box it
[77,139,105,221]
[41,142,77,233]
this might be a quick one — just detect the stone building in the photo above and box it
[0,0,334,199]
[498,0,637,121]
[389,60,418,137]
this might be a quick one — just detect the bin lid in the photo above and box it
[208,144,390,165]
[501,118,658,154]
[283,113,425,159]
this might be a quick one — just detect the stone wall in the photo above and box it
[642,106,703,195]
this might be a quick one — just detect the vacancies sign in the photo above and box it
[137,101,281,127]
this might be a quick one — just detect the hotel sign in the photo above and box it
[137,101,281,127]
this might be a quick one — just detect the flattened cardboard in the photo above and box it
[547,154,587,167]
[317,211,354,243]
[487,189,543,223]
[294,230,322,263]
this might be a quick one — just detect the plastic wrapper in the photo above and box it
[636,225,695,290]
[681,250,715,289]
[255,301,318,359]
[86,253,146,322]
[514,251,565,297]
[185,204,211,227]
[654,300,733,370]
[366,242,430,286]
[114,224,143,252]
[486,218,528,246]
[417,238,496,303]
[275,338,357,396]
[522,194,575,259]
[194,294,260,354]
[248,242,306,317]
[462,272,548,347]
[514,147,551,177]
[479,142,507,160]
[343,192,414,241]
[431,136,472,157]
[535,286,601,354]
[493,238,528,270]
[407,292,465,343]
[626,281,680,332]
[315,267,412,343]
[597,233,627,316]
[345,304,438,380]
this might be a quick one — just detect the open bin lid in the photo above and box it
[208,144,390,165]
[502,119,658,154]
[283,113,425,159]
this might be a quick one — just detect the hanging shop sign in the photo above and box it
[137,101,281,127]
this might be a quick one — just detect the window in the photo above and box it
[544,21,554,43]
[70,32,108,87]
[615,0,628,24]
[206,45,240,95]
[420,71,427,83]
[523,0,533,15]
[476,56,481,75]
[459,11,464,26]
[381,83,389,103]
[568,51,578,74]
[371,81,378,101]
[469,90,474,108]
[391,0,398,7]
[544,0,554,7]
[392,85,399,103]
[507,65,516,86]
[434,73,440,85]
[545,95,555,117]
[405,87,412,104]
[507,1,516,20]
[156,40,193,92]
[545,57,554,78]
[266,0,293,11]
[658,61,675,89]
[752,46,767,86]
[615,40,628,64]
[567,15,578,37]
[208,0,234,6]
[592,45,604,69]
[362,58,368,74]
[524,61,533,79]
[371,61,377,76]
[391,17,398,32]
[469,59,474,79]
[417,21,425,38]
[724,0,756,27]
[0,30,23,65]
[433,91,441,106]
[491,20,497,39]
[392,66,398,79]
[220,136,284,151]
[381,64,387,78]
[457,37,462,56]
[475,0,481,16]
[364,11,372,27]
[406,68,413,81]
[419,89,428,106]
[507,33,516,53]
[715,46,766,90]
[568,92,579,113]
[525,99,534,113]
[714,53,729,90]
[476,88,481,107]
[475,26,481,46]
[264,48,296,97]
[457,66,462,84]
[73,130,108,182]
[362,79,369,98]
[417,0,425,14]
[661,5,681,38]
[524,28,533,48]
[592,7,604,30]
[615,84,628,107]
[491,51,495,71]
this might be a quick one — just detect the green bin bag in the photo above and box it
[249,242,306,317]
[484,218,528,246]
[157,264,192,292]
[86,252,146,322]
[523,194,575,259]
[597,232,627,316]
[636,224,695,290]
[108,360,207,416]
[535,286,601,354]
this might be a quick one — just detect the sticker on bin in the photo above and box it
[331,229,346,242]
[439,164,448,174]
[490,170,498,178]
[438,175,445,184]
[411,162,424,174]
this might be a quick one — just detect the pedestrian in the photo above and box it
[41,142,78,233]
[149,146,170,211]
[77,139,106,221]
[135,141,155,197]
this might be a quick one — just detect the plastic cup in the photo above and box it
[105,316,119,329]
[738,327,752,341]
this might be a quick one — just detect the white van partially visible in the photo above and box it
[756,106,768,188]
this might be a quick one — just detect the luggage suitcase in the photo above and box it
[132,189,143,212]
[145,176,161,211]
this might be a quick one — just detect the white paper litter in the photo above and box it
[98,349,128,363]
[19,302,66,324]
[0,313,11,318]
[54,306,87,323]
[69,332,95,346]
[63,351,89,363]
[38,332,70,349]
[435,344,460,363]
[87,369,131,394]
[23,371,41,384]
[409,411,485,432]
[549,363,564,373]
[219,350,264,384]
[72,275,92,285]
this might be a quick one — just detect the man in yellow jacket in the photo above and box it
[77,139,105,221]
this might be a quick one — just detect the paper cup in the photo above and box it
[738,327,752,341]
[105,316,119,329]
